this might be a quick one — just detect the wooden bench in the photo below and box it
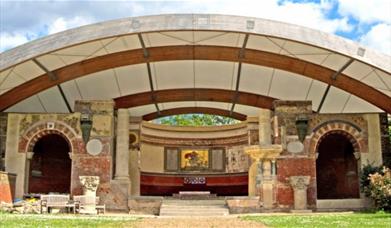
[73,195,105,214]
[40,194,75,214]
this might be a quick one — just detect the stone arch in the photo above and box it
[309,121,365,156]
[19,121,78,153]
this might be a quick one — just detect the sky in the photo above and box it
[0,0,390,55]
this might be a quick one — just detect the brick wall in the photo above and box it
[276,158,316,209]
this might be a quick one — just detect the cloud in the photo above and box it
[337,0,391,24]
[359,23,391,55]
[1,0,389,55]
[48,16,92,35]
[143,0,352,33]
[0,32,29,52]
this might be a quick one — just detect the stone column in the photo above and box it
[24,152,34,193]
[262,160,274,208]
[129,148,140,196]
[79,176,100,214]
[289,176,311,212]
[115,109,130,180]
[259,109,272,146]
[248,158,260,196]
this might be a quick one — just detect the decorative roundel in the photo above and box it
[86,139,103,156]
[287,141,304,153]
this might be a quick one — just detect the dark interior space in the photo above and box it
[316,132,360,199]
[29,134,71,194]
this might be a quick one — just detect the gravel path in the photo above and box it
[133,216,267,228]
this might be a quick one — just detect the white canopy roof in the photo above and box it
[0,14,390,119]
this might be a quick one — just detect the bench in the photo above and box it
[73,195,105,214]
[40,194,75,214]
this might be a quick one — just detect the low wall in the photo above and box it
[0,171,17,203]
[140,172,248,196]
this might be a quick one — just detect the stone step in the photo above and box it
[160,209,229,216]
[159,199,229,216]
[162,200,226,205]
[161,207,229,210]
[160,211,229,216]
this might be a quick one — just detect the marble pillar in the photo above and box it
[289,176,311,212]
[115,109,130,180]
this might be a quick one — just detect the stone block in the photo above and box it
[128,196,163,215]
[226,196,261,214]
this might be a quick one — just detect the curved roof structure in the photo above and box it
[1,14,390,119]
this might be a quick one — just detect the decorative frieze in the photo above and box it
[141,134,248,147]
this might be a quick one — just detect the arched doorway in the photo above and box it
[28,134,71,194]
[316,131,360,199]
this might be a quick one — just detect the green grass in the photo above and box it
[242,212,391,228]
[0,213,139,228]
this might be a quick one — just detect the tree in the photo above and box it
[155,114,240,126]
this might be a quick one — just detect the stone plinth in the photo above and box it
[289,176,311,212]
[79,176,100,214]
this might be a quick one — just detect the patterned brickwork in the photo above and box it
[19,121,78,153]
[309,121,365,155]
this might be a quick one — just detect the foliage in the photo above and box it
[242,212,391,228]
[366,167,391,211]
[0,214,138,228]
[155,114,240,126]
[360,163,384,196]
[389,124,391,142]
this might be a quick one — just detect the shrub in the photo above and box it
[366,167,391,211]
[360,164,383,196]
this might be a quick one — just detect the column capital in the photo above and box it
[26,152,34,160]
[289,176,310,190]
[79,176,100,195]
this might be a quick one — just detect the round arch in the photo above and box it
[20,121,77,154]
[309,121,365,156]
[142,106,247,121]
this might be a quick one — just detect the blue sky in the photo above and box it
[0,0,390,55]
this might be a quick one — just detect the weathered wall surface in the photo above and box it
[0,171,16,203]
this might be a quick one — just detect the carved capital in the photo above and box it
[79,176,100,194]
[26,152,34,160]
[289,176,310,190]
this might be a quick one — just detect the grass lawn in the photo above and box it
[242,212,391,228]
[0,213,140,228]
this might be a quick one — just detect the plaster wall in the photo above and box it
[5,114,25,198]
[363,114,383,166]
[140,144,164,173]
